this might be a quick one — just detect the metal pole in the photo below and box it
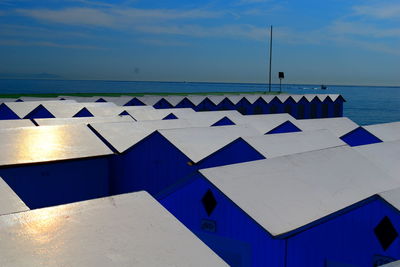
[280,79,282,92]
[268,25,273,93]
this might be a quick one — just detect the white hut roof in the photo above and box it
[186,95,207,106]
[0,125,113,166]
[162,95,186,106]
[18,97,68,102]
[207,95,227,105]
[173,110,244,127]
[89,119,194,153]
[0,119,35,129]
[4,100,75,118]
[159,125,260,163]
[240,94,260,104]
[244,129,346,158]
[0,98,17,103]
[0,177,29,215]
[0,191,227,266]
[232,113,299,134]
[34,116,134,126]
[380,187,400,212]
[363,122,400,142]
[294,117,359,137]
[91,96,134,106]
[200,146,399,236]
[354,140,400,181]
[136,96,164,106]
[225,95,243,105]
[127,108,195,121]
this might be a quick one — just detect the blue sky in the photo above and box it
[0,0,399,85]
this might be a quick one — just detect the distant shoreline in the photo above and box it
[0,91,281,98]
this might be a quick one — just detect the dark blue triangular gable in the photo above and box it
[119,110,130,116]
[73,107,94,117]
[123,98,146,106]
[95,98,107,103]
[340,127,382,147]
[15,99,24,102]
[198,138,265,169]
[162,113,178,120]
[176,98,196,109]
[24,105,55,119]
[0,103,20,120]
[211,116,236,127]
[266,120,302,134]
[154,99,173,109]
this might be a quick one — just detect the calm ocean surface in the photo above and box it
[0,79,399,126]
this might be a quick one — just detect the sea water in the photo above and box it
[0,79,399,126]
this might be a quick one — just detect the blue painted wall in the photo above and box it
[236,98,252,115]
[286,197,400,267]
[160,174,400,267]
[0,104,20,120]
[253,98,267,115]
[160,175,286,267]
[0,157,110,209]
[340,127,382,147]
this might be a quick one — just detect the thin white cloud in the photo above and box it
[330,21,400,38]
[16,7,223,28]
[353,3,400,20]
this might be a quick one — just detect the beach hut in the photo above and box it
[330,94,346,117]
[306,94,321,119]
[252,96,268,114]
[160,146,400,266]
[364,122,400,142]
[0,176,29,215]
[239,95,260,115]
[216,96,236,111]
[293,95,310,119]
[0,191,227,266]
[0,125,113,209]
[90,123,263,197]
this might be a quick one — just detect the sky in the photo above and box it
[0,0,399,85]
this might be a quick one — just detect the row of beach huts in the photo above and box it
[0,94,399,266]
[0,93,344,119]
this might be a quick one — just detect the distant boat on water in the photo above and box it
[321,85,327,90]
